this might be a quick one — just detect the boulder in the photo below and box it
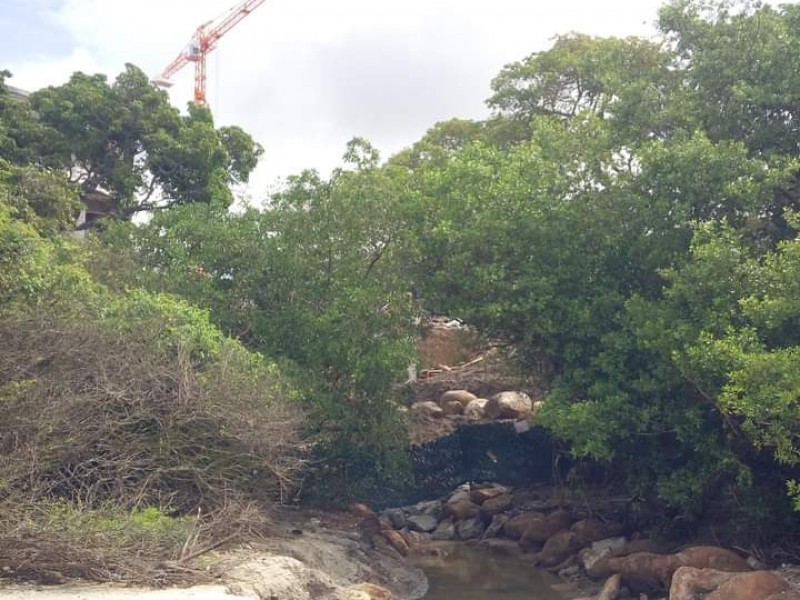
[340,582,394,600]
[766,593,800,600]
[430,520,457,541]
[410,500,442,520]
[485,391,533,420]
[546,508,573,531]
[442,499,479,521]
[503,512,546,540]
[670,566,791,600]
[519,517,565,548]
[482,513,509,539]
[470,486,505,505]
[570,519,624,546]
[480,493,512,519]
[406,515,438,533]
[439,389,478,407]
[537,531,580,567]
[597,574,622,600]
[411,401,444,419]
[479,538,525,558]
[383,509,405,530]
[578,537,627,574]
[595,546,750,594]
[441,400,464,416]
[381,530,410,556]
[457,517,486,540]
[464,398,488,419]
[448,487,471,504]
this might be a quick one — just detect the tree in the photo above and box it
[25,64,263,219]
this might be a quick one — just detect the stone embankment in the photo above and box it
[356,479,800,600]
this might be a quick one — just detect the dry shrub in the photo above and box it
[0,313,308,582]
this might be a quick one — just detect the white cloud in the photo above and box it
[8,0,672,198]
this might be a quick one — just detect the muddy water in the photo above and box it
[413,543,574,600]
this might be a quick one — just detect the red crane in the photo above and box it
[154,0,269,106]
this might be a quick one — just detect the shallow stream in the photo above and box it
[412,543,574,600]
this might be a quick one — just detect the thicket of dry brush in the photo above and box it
[0,313,309,582]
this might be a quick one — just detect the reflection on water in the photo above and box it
[413,543,570,600]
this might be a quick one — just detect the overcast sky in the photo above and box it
[3,0,671,199]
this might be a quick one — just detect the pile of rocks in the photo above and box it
[358,482,800,600]
[410,389,540,421]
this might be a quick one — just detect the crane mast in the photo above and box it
[154,0,269,105]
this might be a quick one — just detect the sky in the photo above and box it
[2,0,669,200]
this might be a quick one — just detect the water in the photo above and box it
[412,543,573,600]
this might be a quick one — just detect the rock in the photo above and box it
[410,500,443,520]
[411,401,444,419]
[482,513,509,539]
[457,517,486,540]
[441,400,464,416]
[431,520,457,541]
[670,566,791,600]
[442,499,479,521]
[503,512,546,540]
[469,486,505,505]
[340,582,394,600]
[707,571,791,600]
[485,391,534,420]
[440,389,478,407]
[464,398,488,419]
[677,546,752,572]
[480,538,525,558]
[350,502,376,518]
[571,519,624,546]
[480,493,512,519]
[597,574,622,600]
[614,537,668,558]
[519,519,563,550]
[406,515,438,533]
[579,537,627,573]
[538,531,580,567]
[37,570,66,585]
[381,530,410,556]
[596,546,750,594]
[383,509,405,530]
[448,487,471,504]
[766,593,800,600]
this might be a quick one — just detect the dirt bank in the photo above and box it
[0,509,428,600]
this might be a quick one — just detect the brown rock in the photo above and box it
[538,531,580,567]
[482,513,509,539]
[503,512,545,540]
[546,508,573,531]
[670,566,735,600]
[381,530,410,556]
[670,567,791,600]
[677,546,752,572]
[464,398,488,419]
[470,486,504,505]
[571,519,624,546]
[707,571,791,600]
[519,519,564,548]
[597,573,622,600]
[349,502,375,518]
[440,389,478,407]
[345,582,394,600]
[480,493,512,519]
[599,546,750,594]
[411,401,444,418]
[442,499,480,521]
[765,592,800,600]
[485,391,533,419]
[441,400,464,415]
[479,538,525,558]
[602,552,682,593]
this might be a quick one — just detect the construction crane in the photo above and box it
[153,0,269,106]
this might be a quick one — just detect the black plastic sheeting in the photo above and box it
[368,422,561,509]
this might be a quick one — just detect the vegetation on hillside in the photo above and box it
[3,0,800,575]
